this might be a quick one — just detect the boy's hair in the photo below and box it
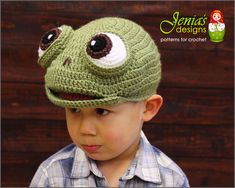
[37,17,161,108]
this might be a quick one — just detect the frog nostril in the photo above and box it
[63,58,72,66]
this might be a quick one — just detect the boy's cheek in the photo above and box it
[102,129,123,144]
[102,129,132,149]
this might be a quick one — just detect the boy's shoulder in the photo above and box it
[30,144,79,187]
[152,146,185,175]
[39,143,77,172]
[140,132,189,187]
[151,146,188,186]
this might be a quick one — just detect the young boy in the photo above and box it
[30,17,189,187]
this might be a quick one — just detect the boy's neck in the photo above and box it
[96,136,141,187]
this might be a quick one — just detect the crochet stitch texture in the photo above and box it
[38,17,161,108]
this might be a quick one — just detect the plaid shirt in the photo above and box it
[30,131,189,187]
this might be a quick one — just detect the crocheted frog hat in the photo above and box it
[38,17,161,108]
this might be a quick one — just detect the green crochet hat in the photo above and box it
[38,17,161,108]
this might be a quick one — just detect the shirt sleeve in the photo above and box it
[174,172,190,188]
[180,176,190,187]
[29,165,50,187]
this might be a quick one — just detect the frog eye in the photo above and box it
[38,27,62,57]
[86,33,127,69]
[37,25,74,69]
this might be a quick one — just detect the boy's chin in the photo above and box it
[83,150,116,161]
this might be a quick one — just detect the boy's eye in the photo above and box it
[95,108,109,116]
[70,108,81,113]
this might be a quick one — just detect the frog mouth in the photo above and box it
[50,89,100,101]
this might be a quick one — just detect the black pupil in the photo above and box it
[89,37,107,52]
[42,30,56,45]
[96,108,105,115]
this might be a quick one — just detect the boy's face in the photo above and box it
[65,102,146,161]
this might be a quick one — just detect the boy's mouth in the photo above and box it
[82,145,101,153]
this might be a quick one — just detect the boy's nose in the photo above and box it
[79,117,97,136]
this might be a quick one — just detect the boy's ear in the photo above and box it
[143,94,163,122]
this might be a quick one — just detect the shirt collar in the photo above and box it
[70,131,162,184]
[71,147,103,179]
[70,147,90,178]
[121,131,162,184]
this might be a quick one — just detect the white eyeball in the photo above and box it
[86,33,127,69]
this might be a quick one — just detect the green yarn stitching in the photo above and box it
[38,17,161,108]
